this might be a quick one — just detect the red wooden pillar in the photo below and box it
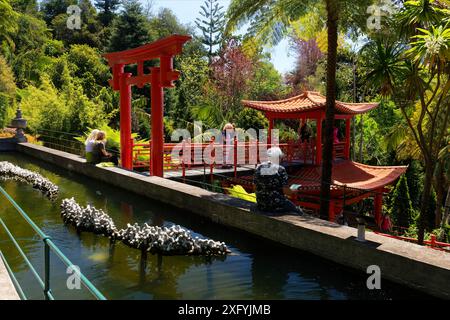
[150,67,164,177]
[298,117,305,138]
[268,116,274,146]
[374,191,383,227]
[329,200,335,222]
[160,55,173,86]
[345,118,351,159]
[119,72,132,170]
[316,117,322,165]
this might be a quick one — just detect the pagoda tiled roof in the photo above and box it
[242,91,378,115]
[289,161,407,191]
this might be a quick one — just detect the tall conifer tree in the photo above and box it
[195,0,225,63]
[94,0,120,26]
[107,0,149,52]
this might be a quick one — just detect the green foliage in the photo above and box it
[48,0,105,49]
[0,54,16,95]
[0,55,16,127]
[107,0,150,52]
[226,0,312,49]
[248,59,285,100]
[65,44,110,97]
[19,76,71,132]
[363,0,450,241]
[389,175,416,229]
[64,79,109,132]
[397,0,450,37]
[0,93,12,128]
[93,86,119,126]
[40,0,77,24]
[434,224,450,243]
[361,39,405,96]
[190,86,233,130]
[19,75,109,133]
[405,160,423,209]
[8,13,51,86]
[354,115,388,165]
[13,13,50,54]
[278,125,299,142]
[74,124,148,154]
[0,0,19,47]
[10,0,38,14]
[43,39,65,57]
[41,44,110,101]
[226,0,372,54]
[149,8,190,40]
[172,52,209,128]
[95,0,120,26]
[235,108,268,132]
[407,22,450,69]
[46,56,71,90]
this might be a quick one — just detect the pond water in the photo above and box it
[0,152,429,300]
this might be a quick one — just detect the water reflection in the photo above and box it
[0,152,429,300]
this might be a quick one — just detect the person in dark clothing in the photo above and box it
[300,121,311,143]
[254,147,303,215]
[91,131,118,165]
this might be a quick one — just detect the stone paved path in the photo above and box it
[0,252,20,300]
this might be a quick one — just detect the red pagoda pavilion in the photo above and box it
[241,91,407,225]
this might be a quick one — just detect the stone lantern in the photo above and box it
[355,214,366,242]
[9,107,27,143]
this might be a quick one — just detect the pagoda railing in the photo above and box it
[131,140,319,174]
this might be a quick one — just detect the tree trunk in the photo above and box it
[359,114,363,162]
[319,0,338,220]
[351,58,357,160]
[441,187,450,227]
[434,163,445,227]
[418,163,434,244]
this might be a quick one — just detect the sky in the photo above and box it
[146,0,297,75]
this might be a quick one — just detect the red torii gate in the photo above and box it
[103,35,191,177]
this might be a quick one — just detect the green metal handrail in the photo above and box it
[0,250,27,300]
[0,186,107,300]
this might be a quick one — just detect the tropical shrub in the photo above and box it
[235,108,268,132]
[389,175,416,229]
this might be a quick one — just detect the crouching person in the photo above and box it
[254,147,303,215]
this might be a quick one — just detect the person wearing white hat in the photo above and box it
[253,147,303,215]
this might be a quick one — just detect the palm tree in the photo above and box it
[226,0,372,219]
[397,0,449,37]
[363,1,450,244]
[320,0,339,220]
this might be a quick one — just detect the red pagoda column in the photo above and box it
[345,118,351,160]
[374,191,383,227]
[328,201,335,222]
[119,72,132,170]
[268,116,274,146]
[316,117,322,165]
[151,67,164,177]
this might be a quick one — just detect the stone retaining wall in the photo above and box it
[12,142,450,299]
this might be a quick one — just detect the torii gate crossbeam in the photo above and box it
[103,35,191,177]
